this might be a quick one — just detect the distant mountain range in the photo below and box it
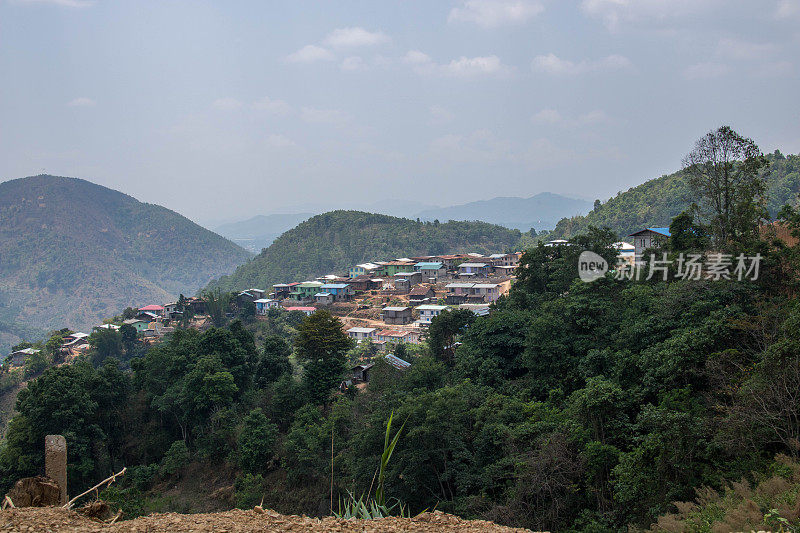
[0,175,251,352]
[216,213,314,253]
[208,211,522,293]
[414,192,592,231]
[216,192,591,249]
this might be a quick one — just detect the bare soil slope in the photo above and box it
[0,508,535,532]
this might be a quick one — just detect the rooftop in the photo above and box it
[347,327,376,334]
[459,262,488,268]
[416,304,448,311]
[383,306,410,312]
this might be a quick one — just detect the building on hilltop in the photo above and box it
[629,228,671,256]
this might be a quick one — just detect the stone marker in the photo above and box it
[44,435,67,505]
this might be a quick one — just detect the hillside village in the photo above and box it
[2,238,644,385]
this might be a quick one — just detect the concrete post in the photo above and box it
[45,435,67,505]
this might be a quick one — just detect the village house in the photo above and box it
[408,285,435,304]
[486,253,519,267]
[349,263,382,278]
[472,283,501,302]
[314,292,334,305]
[381,306,414,325]
[435,254,464,270]
[459,303,491,316]
[283,306,316,316]
[375,329,421,345]
[629,228,671,256]
[414,261,446,281]
[136,310,160,322]
[62,332,90,350]
[385,353,412,371]
[94,324,120,331]
[254,298,279,315]
[378,261,416,277]
[393,271,422,293]
[138,304,164,317]
[445,283,475,304]
[416,304,448,325]
[319,283,354,301]
[7,347,39,367]
[493,265,517,277]
[123,318,150,333]
[546,239,570,247]
[346,276,382,292]
[185,297,206,315]
[347,327,376,342]
[351,363,374,382]
[291,281,325,301]
[272,283,299,300]
[458,262,491,277]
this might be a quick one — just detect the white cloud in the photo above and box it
[300,107,349,124]
[429,105,455,124]
[531,108,562,124]
[580,0,722,32]
[285,45,334,63]
[448,0,544,28]
[340,56,366,71]
[758,60,794,77]
[775,0,800,19]
[323,27,389,48]
[716,38,778,60]
[403,50,433,65]
[252,96,291,114]
[683,62,730,80]
[12,0,94,7]
[212,97,243,110]
[430,129,515,163]
[67,97,95,107]
[443,55,509,76]
[532,53,631,75]
[404,50,510,77]
[532,108,610,127]
[265,134,297,148]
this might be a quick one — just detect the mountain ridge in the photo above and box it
[0,175,252,351]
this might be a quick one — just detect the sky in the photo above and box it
[1,0,799,227]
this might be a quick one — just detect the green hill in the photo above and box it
[551,151,800,239]
[0,175,252,350]
[208,210,522,291]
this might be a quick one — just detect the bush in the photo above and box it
[160,440,190,476]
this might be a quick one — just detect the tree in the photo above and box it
[120,323,139,356]
[238,408,278,474]
[294,310,353,405]
[89,328,123,366]
[203,288,232,328]
[427,309,476,365]
[668,210,709,252]
[255,335,292,387]
[682,126,768,246]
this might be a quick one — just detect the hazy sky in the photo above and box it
[1,0,799,226]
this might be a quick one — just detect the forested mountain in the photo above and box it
[0,175,251,350]
[216,213,314,253]
[415,192,592,231]
[208,211,521,292]
[551,151,800,239]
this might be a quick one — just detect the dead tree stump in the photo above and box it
[45,434,67,505]
[5,476,61,507]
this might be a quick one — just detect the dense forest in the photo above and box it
[0,175,251,353]
[3,130,800,531]
[208,211,522,292]
[550,151,800,240]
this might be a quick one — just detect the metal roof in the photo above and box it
[385,353,411,370]
[383,306,410,312]
[459,262,488,268]
[320,283,350,289]
[347,327,376,333]
[416,304,448,311]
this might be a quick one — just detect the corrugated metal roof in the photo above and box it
[385,353,411,370]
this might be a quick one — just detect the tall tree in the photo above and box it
[294,310,352,405]
[682,126,768,246]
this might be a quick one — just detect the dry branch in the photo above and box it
[63,467,126,509]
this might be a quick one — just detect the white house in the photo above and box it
[416,304,448,325]
[347,327,376,342]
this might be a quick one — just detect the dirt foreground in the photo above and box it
[0,507,536,532]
